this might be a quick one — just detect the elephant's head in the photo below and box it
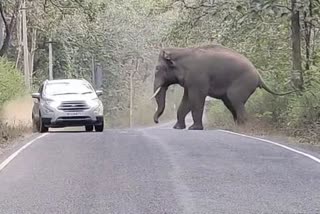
[151,50,180,123]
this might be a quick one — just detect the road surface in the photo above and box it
[0,124,320,213]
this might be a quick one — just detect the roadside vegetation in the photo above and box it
[0,0,319,143]
[0,58,30,145]
[0,58,24,106]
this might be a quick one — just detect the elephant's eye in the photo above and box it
[155,65,161,71]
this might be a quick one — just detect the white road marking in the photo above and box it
[0,133,48,172]
[217,129,320,164]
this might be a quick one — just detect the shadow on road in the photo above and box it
[49,127,86,133]
[48,131,87,133]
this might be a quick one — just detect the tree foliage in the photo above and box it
[0,58,24,107]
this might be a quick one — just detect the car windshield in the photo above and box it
[44,81,94,96]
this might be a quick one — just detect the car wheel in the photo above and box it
[95,120,104,132]
[39,115,49,133]
[85,125,94,132]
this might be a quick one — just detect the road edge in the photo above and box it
[0,133,48,172]
[217,129,320,164]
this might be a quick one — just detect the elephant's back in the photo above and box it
[192,46,259,78]
[187,46,260,96]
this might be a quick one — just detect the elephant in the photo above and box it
[150,44,295,130]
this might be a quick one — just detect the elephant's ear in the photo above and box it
[161,50,175,67]
[162,50,171,60]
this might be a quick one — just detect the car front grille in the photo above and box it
[58,101,89,112]
[57,116,91,121]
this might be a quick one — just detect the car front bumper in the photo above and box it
[42,116,104,128]
[40,105,104,128]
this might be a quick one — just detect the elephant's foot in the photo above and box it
[235,118,247,126]
[188,124,204,130]
[173,122,186,129]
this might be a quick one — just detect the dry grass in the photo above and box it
[206,103,320,145]
[0,95,33,126]
[0,95,33,147]
[206,111,282,135]
[0,122,31,147]
[288,123,320,145]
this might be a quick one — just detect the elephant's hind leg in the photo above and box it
[234,104,247,125]
[173,89,190,129]
[227,88,254,125]
[227,74,257,125]
[222,96,237,122]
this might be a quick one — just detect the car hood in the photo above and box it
[44,93,98,102]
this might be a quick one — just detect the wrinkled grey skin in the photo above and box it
[153,45,293,130]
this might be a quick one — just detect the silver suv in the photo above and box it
[31,79,104,133]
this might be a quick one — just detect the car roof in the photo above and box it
[45,79,89,84]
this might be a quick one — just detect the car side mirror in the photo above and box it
[32,92,40,99]
[96,90,103,97]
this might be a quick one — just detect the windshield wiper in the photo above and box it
[82,91,93,94]
[52,92,78,96]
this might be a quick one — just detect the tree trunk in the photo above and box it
[91,56,96,88]
[0,15,4,49]
[49,37,53,80]
[95,63,103,89]
[129,58,141,128]
[129,67,133,128]
[22,0,30,90]
[0,0,20,57]
[15,8,22,68]
[291,0,304,90]
[29,28,37,87]
[303,0,313,70]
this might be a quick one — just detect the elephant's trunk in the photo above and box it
[153,86,167,123]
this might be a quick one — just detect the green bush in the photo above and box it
[205,100,234,129]
[246,90,291,125]
[0,58,25,108]
[284,66,320,142]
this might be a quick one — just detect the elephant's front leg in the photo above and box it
[173,89,190,129]
[188,89,206,130]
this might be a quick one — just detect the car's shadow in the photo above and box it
[48,127,89,133]
[48,131,88,133]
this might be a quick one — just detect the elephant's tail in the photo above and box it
[257,73,297,96]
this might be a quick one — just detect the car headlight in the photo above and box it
[43,105,54,114]
[46,100,61,108]
[87,98,100,108]
[41,100,59,113]
[94,103,103,115]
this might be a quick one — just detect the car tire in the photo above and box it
[85,125,94,132]
[95,120,104,132]
[39,115,49,133]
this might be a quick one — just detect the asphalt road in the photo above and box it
[0,125,320,214]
